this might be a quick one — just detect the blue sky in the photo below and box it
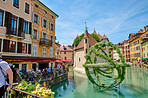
[40,0,148,45]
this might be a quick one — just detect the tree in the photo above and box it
[73,33,84,47]
[91,33,101,42]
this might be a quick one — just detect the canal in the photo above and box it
[51,66,148,98]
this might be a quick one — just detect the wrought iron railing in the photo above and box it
[40,38,52,46]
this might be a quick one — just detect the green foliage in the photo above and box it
[83,41,130,88]
[91,33,101,42]
[73,33,84,47]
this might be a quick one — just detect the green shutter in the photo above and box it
[38,15,40,25]
[37,30,40,40]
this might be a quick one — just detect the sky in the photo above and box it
[40,0,148,45]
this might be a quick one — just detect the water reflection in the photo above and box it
[51,66,148,98]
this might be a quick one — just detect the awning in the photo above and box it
[1,56,57,62]
[62,60,71,62]
[55,60,63,63]
[139,58,148,60]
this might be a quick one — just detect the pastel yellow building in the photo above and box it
[31,0,58,71]
[129,30,143,63]
[140,26,148,58]
[0,0,58,72]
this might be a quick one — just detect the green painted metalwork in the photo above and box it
[83,41,131,88]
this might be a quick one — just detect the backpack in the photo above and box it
[0,66,9,86]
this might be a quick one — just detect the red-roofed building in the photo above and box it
[60,45,74,65]
[74,29,109,73]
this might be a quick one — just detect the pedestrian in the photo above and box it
[0,59,13,97]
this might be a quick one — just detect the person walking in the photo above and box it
[0,59,13,97]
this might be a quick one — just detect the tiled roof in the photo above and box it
[103,34,108,39]
[93,29,97,35]
[60,46,74,51]
[75,29,98,50]
[97,33,103,40]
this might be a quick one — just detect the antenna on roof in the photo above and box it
[85,22,88,30]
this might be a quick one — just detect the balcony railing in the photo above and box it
[6,28,25,38]
[40,38,52,46]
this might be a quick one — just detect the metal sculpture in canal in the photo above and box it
[83,41,130,88]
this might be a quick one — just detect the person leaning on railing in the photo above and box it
[0,59,13,97]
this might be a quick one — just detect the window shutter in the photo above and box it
[29,22,32,35]
[46,34,48,39]
[28,44,31,54]
[38,15,40,25]
[18,18,24,37]
[41,31,43,38]
[5,12,12,34]
[49,35,51,40]
[49,22,51,30]
[52,36,55,44]
[37,30,40,40]
[32,12,34,22]
[50,47,53,58]
[46,20,49,29]
[0,39,1,52]
[17,42,22,53]
[3,39,10,52]
[32,28,34,39]
[42,18,44,27]
[53,24,55,32]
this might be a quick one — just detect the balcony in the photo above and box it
[6,28,25,39]
[40,38,52,46]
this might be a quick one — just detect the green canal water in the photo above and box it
[51,66,148,98]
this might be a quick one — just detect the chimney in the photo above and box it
[146,25,148,31]
[144,26,146,32]
[139,29,143,33]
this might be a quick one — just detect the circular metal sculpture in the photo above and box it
[83,41,130,88]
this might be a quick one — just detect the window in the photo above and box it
[22,43,27,53]
[85,39,87,43]
[50,23,54,31]
[35,4,38,8]
[13,0,19,8]
[11,16,18,35]
[43,33,46,38]
[34,14,38,24]
[50,47,53,58]
[23,21,28,34]
[79,58,80,62]
[1,0,6,2]
[33,44,37,56]
[144,54,145,57]
[86,49,87,54]
[22,64,27,72]
[65,57,66,60]
[42,47,46,57]
[64,52,66,54]
[0,9,4,26]
[25,3,30,14]
[33,29,37,40]
[43,19,46,28]
[9,41,16,53]
[44,10,47,14]
[51,15,53,19]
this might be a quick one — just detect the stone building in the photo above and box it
[60,45,74,65]
[122,40,130,62]
[113,43,123,62]
[74,29,109,73]
[31,0,59,71]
